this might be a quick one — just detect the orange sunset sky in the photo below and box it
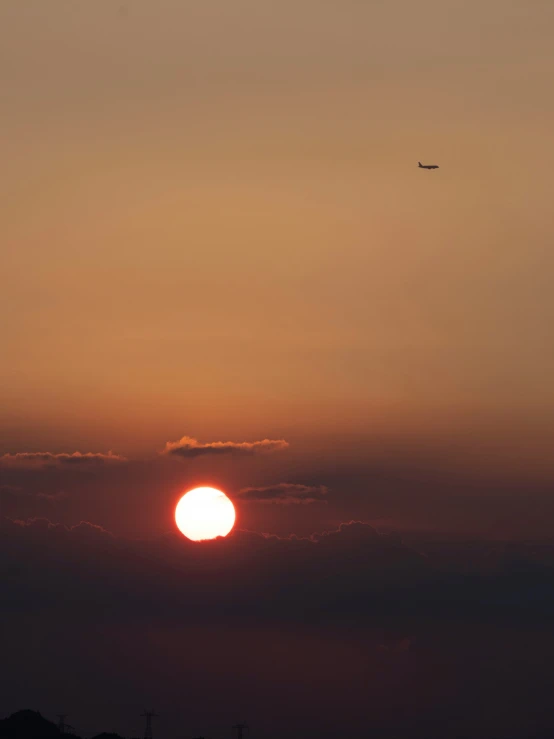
[2,1,554,537]
[4,5,554,739]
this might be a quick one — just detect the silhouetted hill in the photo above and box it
[0,710,81,739]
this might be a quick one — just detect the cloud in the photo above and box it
[0,486,67,502]
[69,519,115,539]
[3,518,554,736]
[0,487,69,521]
[238,483,328,504]
[0,451,127,468]
[311,520,381,542]
[162,436,289,459]
[1,485,66,501]
[7,516,112,536]
[3,515,554,636]
[4,520,554,738]
[0,518,426,628]
[36,491,68,502]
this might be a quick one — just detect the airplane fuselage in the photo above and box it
[418,162,439,169]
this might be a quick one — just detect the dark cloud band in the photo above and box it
[238,483,328,504]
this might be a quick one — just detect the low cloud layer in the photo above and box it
[3,516,554,631]
[162,436,289,459]
[7,516,113,538]
[238,482,328,504]
[0,517,427,628]
[3,517,554,737]
[0,451,127,468]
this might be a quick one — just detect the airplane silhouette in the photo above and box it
[418,161,439,170]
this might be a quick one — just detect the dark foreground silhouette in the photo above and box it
[4,709,554,739]
[0,711,129,739]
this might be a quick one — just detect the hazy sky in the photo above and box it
[2,1,554,530]
[4,4,554,738]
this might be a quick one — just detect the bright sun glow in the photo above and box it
[175,487,236,541]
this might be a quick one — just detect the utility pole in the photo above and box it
[57,715,75,734]
[141,710,159,739]
[233,722,249,739]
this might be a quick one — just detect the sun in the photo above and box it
[175,487,236,541]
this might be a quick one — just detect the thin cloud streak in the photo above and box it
[162,436,289,459]
[0,451,127,468]
[238,482,328,504]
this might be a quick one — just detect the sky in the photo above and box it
[2,1,554,737]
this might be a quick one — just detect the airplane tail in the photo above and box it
[418,161,422,167]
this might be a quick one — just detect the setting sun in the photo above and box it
[175,487,236,541]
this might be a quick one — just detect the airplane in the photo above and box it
[418,161,439,170]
